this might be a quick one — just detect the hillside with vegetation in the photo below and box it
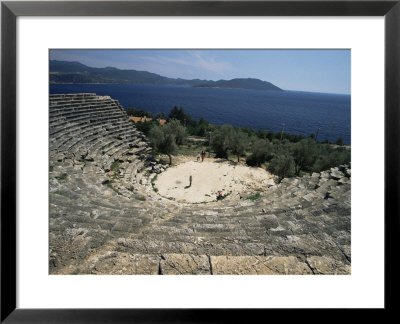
[49,60,282,91]
[194,78,282,91]
[129,106,350,182]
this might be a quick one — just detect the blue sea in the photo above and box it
[50,84,351,145]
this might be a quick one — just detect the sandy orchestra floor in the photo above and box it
[154,156,275,203]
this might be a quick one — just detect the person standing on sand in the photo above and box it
[201,151,205,162]
[189,175,192,187]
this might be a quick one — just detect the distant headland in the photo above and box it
[49,60,283,91]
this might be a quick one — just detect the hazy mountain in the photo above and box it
[49,60,282,91]
[193,78,282,91]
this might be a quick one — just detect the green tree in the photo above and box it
[168,106,185,123]
[241,126,257,138]
[266,130,275,141]
[246,138,272,166]
[210,125,235,159]
[231,131,250,162]
[155,112,167,120]
[292,138,318,175]
[257,129,268,139]
[194,118,210,137]
[267,153,296,182]
[159,134,178,165]
[335,137,344,146]
[148,126,164,150]
[312,148,350,172]
[164,119,187,146]
[148,126,178,165]
[197,124,207,137]
[134,120,158,136]
[126,107,153,118]
[199,117,208,125]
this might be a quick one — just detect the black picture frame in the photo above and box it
[1,0,399,322]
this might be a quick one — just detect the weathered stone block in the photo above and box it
[307,256,350,274]
[210,255,312,275]
[160,253,211,275]
[90,252,159,275]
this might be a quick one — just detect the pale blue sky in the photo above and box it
[50,49,351,94]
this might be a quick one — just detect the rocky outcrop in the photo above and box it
[49,93,351,275]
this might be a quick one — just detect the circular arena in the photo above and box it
[49,93,351,275]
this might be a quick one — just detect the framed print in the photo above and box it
[1,0,399,322]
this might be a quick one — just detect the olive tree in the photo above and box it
[292,138,318,175]
[231,130,250,162]
[148,125,178,165]
[163,119,187,146]
[267,153,296,182]
[210,124,235,159]
[246,138,272,166]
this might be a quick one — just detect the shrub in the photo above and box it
[135,120,158,136]
[241,126,257,138]
[312,149,350,172]
[125,107,153,118]
[335,137,345,146]
[267,154,296,182]
[246,139,272,166]
[134,195,146,201]
[247,192,262,201]
[292,138,318,175]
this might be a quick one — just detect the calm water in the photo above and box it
[50,84,351,144]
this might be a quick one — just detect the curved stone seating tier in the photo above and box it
[50,109,131,137]
[50,104,123,118]
[49,93,150,171]
[50,94,114,107]
[50,124,140,154]
[63,125,135,155]
[50,101,118,116]
[50,163,351,275]
[49,93,351,275]
[50,105,126,124]
[50,117,136,140]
